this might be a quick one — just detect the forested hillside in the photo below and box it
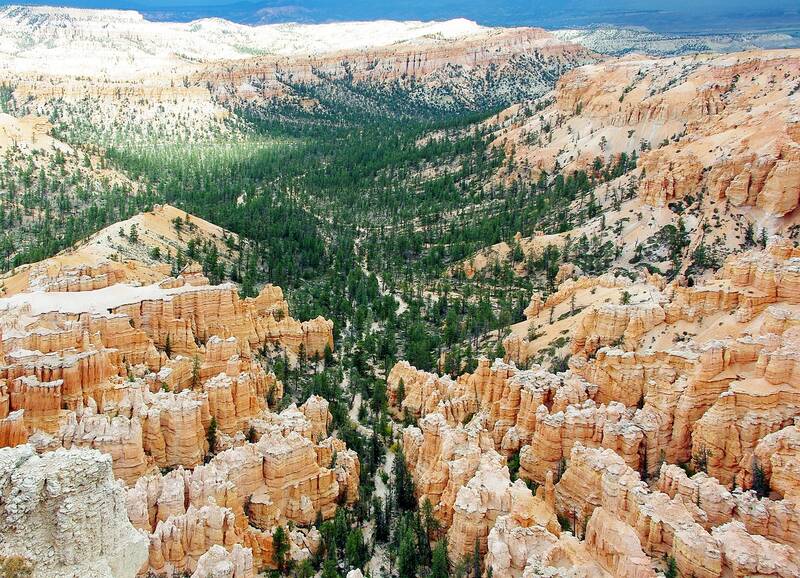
[3,47,602,375]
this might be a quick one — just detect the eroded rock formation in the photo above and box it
[394,238,800,575]
[0,209,355,576]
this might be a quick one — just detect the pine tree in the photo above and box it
[345,527,367,570]
[191,355,200,388]
[333,508,349,551]
[640,447,649,481]
[373,497,389,542]
[206,417,217,459]
[431,539,450,578]
[321,558,342,578]
[393,448,415,511]
[752,457,770,498]
[471,541,482,578]
[693,445,711,474]
[295,559,314,578]
[421,497,441,539]
[744,222,756,247]
[397,529,418,577]
[555,457,567,482]
[396,378,406,405]
[272,525,289,572]
[665,555,678,578]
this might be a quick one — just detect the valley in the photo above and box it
[0,5,799,578]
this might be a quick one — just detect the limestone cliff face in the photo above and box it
[712,521,800,578]
[504,275,665,368]
[0,409,27,447]
[402,412,557,564]
[192,544,254,578]
[389,357,576,455]
[583,507,656,578]
[201,27,598,110]
[486,509,609,578]
[748,422,800,502]
[47,408,150,484]
[572,301,665,355]
[402,413,495,531]
[553,444,726,578]
[658,464,800,549]
[485,444,729,577]
[390,358,648,486]
[111,282,332,359]
[560,241,800,478]
[448,454,559,563]
[0,212,329,458]
[0,445,148,577]
[691,378,799,487]
[518,399,645,482]
[299,395,333,442]
[147,503,242,576]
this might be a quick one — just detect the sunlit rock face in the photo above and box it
[121,399,358,574]
[489,50,800,220]
[402,411,559,565]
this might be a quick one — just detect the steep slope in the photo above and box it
[374,47,800,578]
[0,6,599,287]
[553,26,800,56]
[0,445,148,578]
[391,237,800,576]
[462,50,800,283]
[2,204,244,296]
[491,50,800,195]
[2,7,800,577]
[0,112,140,271]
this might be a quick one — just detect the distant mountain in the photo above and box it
[0,5,495,76]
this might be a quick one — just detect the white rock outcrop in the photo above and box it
[192,544,254,578]
[0,445,148,577]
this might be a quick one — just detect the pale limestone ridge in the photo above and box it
[0,4,493,77]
